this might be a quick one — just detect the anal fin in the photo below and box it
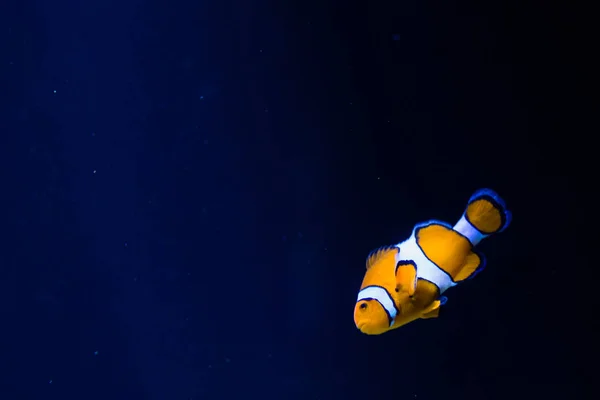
[420,299,442,319]
[421,307,440,319]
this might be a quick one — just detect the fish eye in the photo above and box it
[359,302,367,310]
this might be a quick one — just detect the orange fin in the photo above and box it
[464,188,512,235]
[454,250,485,282]
[395,261,417,296]
[365,245,398,270]
[421,295,447,319]
[421,307,440,319]
[420,300,442,319]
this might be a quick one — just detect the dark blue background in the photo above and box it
[1,0,595,399]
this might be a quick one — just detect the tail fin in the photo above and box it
[453,188,512,246]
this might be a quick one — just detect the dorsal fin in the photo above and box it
[454,251,484,282]
[366,245,398,270]
[415,223,471,279]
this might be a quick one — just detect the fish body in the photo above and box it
[354,188,511,335]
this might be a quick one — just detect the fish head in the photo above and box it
[355,246,400,335]
[354,298,392,335]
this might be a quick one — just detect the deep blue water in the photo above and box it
[1,0,594,399]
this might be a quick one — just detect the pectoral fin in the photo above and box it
[395,260,417,296]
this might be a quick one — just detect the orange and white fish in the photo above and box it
[354,188,511,335]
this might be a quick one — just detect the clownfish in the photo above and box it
[354,188,511,335]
